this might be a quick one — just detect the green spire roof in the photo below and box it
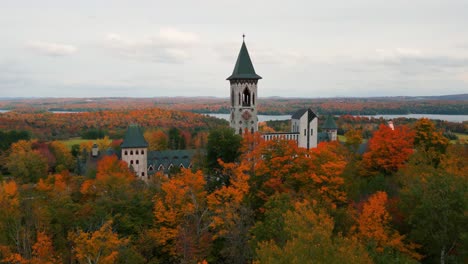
[322,115,338,129]
[227,40,262,80]
[121,124,148,148]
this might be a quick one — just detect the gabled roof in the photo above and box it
[291,108,317,123]
[227,40,262,80]
[147,149,199,174]
[121,124,148,148]
[322,115,338,129]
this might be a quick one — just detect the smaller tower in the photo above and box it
[121,124,148,180]
[322,115,338,141]
[291,108,318,149]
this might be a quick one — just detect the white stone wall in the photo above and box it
[309,117,318,148]
[121,147,148,180]
[230,81,258,134]
[293,112,318,149]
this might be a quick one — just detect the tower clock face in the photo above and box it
[242,110,252,120]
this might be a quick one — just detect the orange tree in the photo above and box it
[362,124,414,176]
[153,169,212,263]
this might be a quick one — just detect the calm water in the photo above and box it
[205,113,468,123]
[206,113,291,122]
[0,109,10,113]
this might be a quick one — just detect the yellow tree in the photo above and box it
[49,141,75,172]
[68,220,128,264]
[144,130,168,151]
[6,140,48,183]
[255,200,372,264]
[153,169,211,262]
[344,128,363,153]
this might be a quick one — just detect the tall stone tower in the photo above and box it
[227,36,262,135]
[121,124,148,180]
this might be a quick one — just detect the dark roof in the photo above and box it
[291,108,317,122]
[322,115,338,129]
[121,124,148,148]
[227,41,262,80]
[147,149,199,174]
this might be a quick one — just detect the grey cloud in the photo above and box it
[104,28,200,64]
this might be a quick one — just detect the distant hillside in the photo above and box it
[0,94,466,115]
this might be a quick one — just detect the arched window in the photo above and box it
[242,88,251,106]
[141,150,144,154]
[253,92,255,105]
[141,172,145,176]
[136,150,139,155]
[124,150,128,155]
[238,93,241,105]
[231,90,234,106]
[130,150,133,155]
[130,160,134,165]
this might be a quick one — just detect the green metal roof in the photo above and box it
[322,115,338,129]
[227,40,262,80]
[121,124,148,148]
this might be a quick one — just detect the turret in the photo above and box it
[322,115,338,141]
[121,124,148,180]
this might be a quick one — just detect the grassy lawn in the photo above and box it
[58,138,90,149]
[451,133,468,144]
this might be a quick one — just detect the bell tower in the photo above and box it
[227,35,262,135]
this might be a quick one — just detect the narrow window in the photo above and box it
[239,128,242,134]
[141,150,144,155]
[253,92,255,105]
[136,150,139,155]
[242,88,251,106]
[304,129,306,136]
[141,172,145,176]
[124,150,128,155]
[136,160,139,164]
[238,93,241,105]
[130,150,133,155]
[130,160,134,165]
[251,127,254,134]
[310,129,313,135]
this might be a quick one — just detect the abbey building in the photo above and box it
[227,38,337,149]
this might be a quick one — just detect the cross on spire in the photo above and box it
[242,33,245,41]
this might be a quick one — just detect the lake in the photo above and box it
[205,113,468,123]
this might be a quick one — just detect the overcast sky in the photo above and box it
[1,0,468,98]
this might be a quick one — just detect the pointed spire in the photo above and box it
[121,124,148,148]
[227,36,262,80]
[322,115,338,130]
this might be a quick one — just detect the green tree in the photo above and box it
[206,127,242,170]
[399,169,467,263]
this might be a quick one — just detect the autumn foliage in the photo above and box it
[362,124,415,175]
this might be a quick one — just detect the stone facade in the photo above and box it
[121,147,148,180]
[230,79,258,134]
